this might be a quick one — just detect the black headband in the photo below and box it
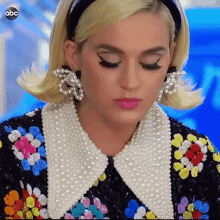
[68,0,182,40]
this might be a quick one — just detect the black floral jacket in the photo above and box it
[0,107,220,219]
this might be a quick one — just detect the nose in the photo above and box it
[118,60,141,90]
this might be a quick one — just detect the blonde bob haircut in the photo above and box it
[17,0,205,109]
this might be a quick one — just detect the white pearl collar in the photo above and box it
[41,99,174,219]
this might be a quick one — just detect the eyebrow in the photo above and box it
[95,44,166,55]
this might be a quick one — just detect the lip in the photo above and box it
[113,98,142,109]
[115,98,142,101]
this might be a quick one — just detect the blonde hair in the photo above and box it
[17,0,204,109]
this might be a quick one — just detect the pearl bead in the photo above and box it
[42,99,173,219]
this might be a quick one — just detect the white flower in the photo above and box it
[27,155,35,166]
[25,133,34,142]
[12,145,19,153]
[27,183,32,196]
[31,139,41,148]
[12,130,21,138]
[25,111,36,117]
[33,153,41,162]
[201,146,208,154]
[15,152,24,160]
[195,140,203,148]
[186,163,193,171]
[39,208,49,219]
[20,180,24,189]
[38,194,47,206]
[33,187,41,198]
[181,140,191,149]
[197,162,203,172]
[134,213,142,219]
[8,134,17,142]
[181,157,190,166]
[202,154,207,162]
[179,145,188,154]
[137,206,146,216]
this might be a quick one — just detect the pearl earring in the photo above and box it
[157,66,186,103]
[52,67,84,101]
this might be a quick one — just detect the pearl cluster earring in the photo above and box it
[157,66,186,103]
[52,67,84,101]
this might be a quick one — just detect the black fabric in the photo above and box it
[68,0,182,40]
[0,108,220,219]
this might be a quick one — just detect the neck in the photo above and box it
[75,101,140,156]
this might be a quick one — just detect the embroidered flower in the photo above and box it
[64,197,109,219]
[4,125,47,176]
[172,133,208,179]
[93,172,107,186]
[4,181,48,219]
[205,136,220,173]
[0,132,2,149]
[125,199,158,219]
[178,197,209,219]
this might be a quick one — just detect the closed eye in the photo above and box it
[98,55,162,71]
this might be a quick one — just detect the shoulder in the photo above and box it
[168,117,220,218]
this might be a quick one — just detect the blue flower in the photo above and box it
[76,203,85,214]
[21,159,30,171]
[199,203,209,213]
[128,199,139,212]
[4,126,13,133]
[36,159,47,171]
[36,133,44,143]
[200,214,209,219]
[194,200,203,210]
[125,208,134,218]
[89,204,97,214]
[17,126,27,136]
[71,208,82,218]
[32,163,40,176]
[29,126,41,137]
[38,146,46,157]
[95,210,104,219]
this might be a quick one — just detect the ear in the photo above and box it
[63,40,81,71]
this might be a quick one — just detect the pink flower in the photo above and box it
[81,197,90,208]
[84,210,93,219]
[94,197,101,209]
[65,213,75,219]
[100,205,108,214]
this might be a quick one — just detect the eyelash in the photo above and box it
[98,56,162,70]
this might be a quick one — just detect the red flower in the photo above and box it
[13,199,23,212]
[192,210,202,219]
[22,189,29,200]
[37,215,44,219]
[35,200,42,210]
[185,150,194,159]
[190,143,200,152]
[192,152,204,166]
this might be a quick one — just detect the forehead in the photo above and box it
[86,12,170,53]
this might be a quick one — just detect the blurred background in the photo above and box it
[0,0,219,149]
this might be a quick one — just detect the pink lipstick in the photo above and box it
[113,98,142,109]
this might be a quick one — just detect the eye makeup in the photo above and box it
[98,54,162,71]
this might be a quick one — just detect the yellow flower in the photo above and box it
[173,162,184,171]
[174,134,183,143]
[208,145,215,153]
[187,134,197,142]
[17,211,23,217]
[179,168,189,179]
[183,211,192,219]
[26,211,33,219]
[0,140,2,148]
[93,180,99,186]
[32,207,39,216]
[187,203,194,212]
[172,139,181,148]
[213,153,220,162]
[217,164,220,173]
[174,150,183,160]
[26,196,35,208]
[146,211,156,219]
[191,167,198,178]
[99,173,106,181]
[199,138,207,145]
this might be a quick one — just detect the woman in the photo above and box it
[0,0,219,219]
